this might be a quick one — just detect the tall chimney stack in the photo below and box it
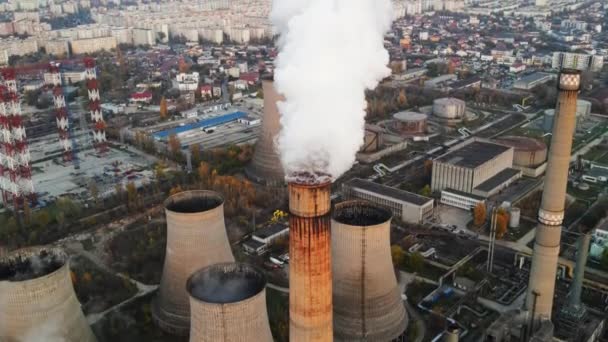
[526,70,580,321]
[246,74,285,186]
[568,232,591,311]
[331,201,407,341]
[288,173,333,341]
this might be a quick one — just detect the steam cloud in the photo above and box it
[271,0,393,180]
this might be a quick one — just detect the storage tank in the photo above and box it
[543,109,555,132]
[495,136,548,168]
[153,190,235,335]
[509,207,521,228]
[0,247,97,342]
[393,111,427,135]
[186,263,273,342]
[576,99,592,117]
[433,97,466,121]
[332,201,407,341]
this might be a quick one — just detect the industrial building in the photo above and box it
[432,97,466,123]
[153,190,235,335]
[246,74,286,186]
[0,247,97,342]
[332,201,408,341]
[495,136,548,177]
[440,188,486,210]
[242,223,289,256]
[513,72,556,90]
[288,176,333,341]
[392,111,427,136]
[431,139,516,195]
[342,178,434,224]
[186,263,273,342]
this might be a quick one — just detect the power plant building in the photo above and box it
[246,74,285,186]
[343,178,434,224]
[495,136,548,177]
[432,139,518,193]
[153,190,235,335]
[331,201,408,341]
[0,247,97,342]
[186,263,273,342]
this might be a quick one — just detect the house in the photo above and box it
[238,115,261,126]
[243,223,289,256]
[130,91,153,103]
[200,84,212,98]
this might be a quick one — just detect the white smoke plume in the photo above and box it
[271,0,393,180]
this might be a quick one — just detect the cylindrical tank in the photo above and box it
[495,136,548,168]
[289,173,333,342]
[393,111,427,135]
[433,98,465,121]
[246,74,286,186]
[444,324,460,342]
[0,247,97,342]
[186,263,273,342]
[543,109,555,132]
[509,207,521,228]
[153,190,235,335]
[332,201,408,341]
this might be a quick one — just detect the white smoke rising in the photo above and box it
[271,0,393,180]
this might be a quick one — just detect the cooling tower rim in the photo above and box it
[0,246,68,283]
[186,262,267,305]
[163,190,224,215]
[333,200,393,227]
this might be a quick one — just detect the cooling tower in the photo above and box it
[186,262,273,342]
[245,74,285,186]
[331,201,407,341]
[289,173,333,342]
[526,70,580,322]
[153,190,235,335]
[0,247,97,342]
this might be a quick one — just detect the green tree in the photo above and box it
[256,87,264,99]
[419,185,432,197]
[391,245,405,267]
[408,252,425,273]
[33,210,52,229]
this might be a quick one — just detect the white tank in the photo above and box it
[433,97,466,120]
[509,207,521,228]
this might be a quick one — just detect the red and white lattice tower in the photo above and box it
[84,57,107,153]
[49,62,73,162]
[0,85,16,204]
[1,68,35,205]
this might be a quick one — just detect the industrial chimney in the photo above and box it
[568,232,591,311]
[0,247,97,342]
[288,173,333,341]
[153,190,235,335]
[246,74,285,186]
[186,262,273,342]
[526,70,581,322]
[331,201,407,341]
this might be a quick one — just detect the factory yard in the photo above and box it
[28,131,155,204]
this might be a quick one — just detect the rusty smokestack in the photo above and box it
[288,173,333,341]
[526,70,581,322]
[331,201,407,341]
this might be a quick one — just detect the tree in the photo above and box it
[473,202,487,227]
[256,87,264,99]
[160,97,168,120]
[169,185,183,196]
[88,180,99,206]
[391,245,405,267]
[168,134,183,159]
[408,252,425,273]
[197,161,211,187]
[33,210,52,229]
[126,181,138,209]
[178,57,189,73]
[190,144,201,167]
[419,185,432,197]
[496,208,509,239]
[397,89,408,109]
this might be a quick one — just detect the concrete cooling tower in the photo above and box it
[246,74,285,186]
[288,174,333,342]
[332,201,407,341]
[153,190,235,335]
[186,262,273,342]
[0,247,97,342]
